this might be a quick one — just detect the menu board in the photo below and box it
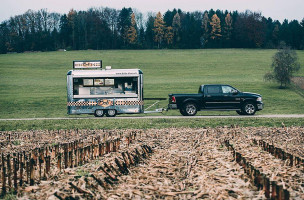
[83,79,93,86]
[105,79,114,86]
[94,79,104,86]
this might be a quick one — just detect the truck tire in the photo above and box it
[106,109,116,117]
[242,102,256,115]
[236,110,245,115]
[94,109,104,117]
[180,109,188,116]
[183,102,198,116]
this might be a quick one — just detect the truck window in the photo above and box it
[73,77,138,97]
[206,86,221,94]
[222,86,235,94]
[198,85,203,93]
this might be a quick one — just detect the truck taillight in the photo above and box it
[171,96,176,103]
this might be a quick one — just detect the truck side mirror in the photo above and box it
[232,89,238,95]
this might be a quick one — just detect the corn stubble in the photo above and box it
[0,127,303,199]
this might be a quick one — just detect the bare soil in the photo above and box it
[0,127,303,199]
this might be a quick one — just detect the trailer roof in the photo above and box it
[68,69,142,77]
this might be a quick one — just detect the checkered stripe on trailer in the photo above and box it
[67,101,97,106]
[115,101,144,106]
[68,100,143,106]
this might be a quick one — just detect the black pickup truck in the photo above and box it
[168,84,263,116]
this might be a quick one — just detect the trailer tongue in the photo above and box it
[143,98,167,114]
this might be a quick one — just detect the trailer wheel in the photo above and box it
[94,109,104,117]
[106,109,116,117]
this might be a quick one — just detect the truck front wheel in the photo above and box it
[242,102,256,115]
[183,103,198,116]
[236,110,245,115]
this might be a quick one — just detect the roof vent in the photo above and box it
[105,66,112,70]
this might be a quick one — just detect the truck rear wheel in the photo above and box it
[180,109,188,116]
[106,109,116,117]
[242,102,256,115]
[183,103,198,116]
[94,109,104,117]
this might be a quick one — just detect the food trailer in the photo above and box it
[67,60,143,117]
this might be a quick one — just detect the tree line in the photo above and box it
[0,7,304,54]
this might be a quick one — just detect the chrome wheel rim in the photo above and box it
[245,104,255,114]
[107,109,116,116]
[95,110,103,116]
[186,104,196,115]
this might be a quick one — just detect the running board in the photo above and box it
[144,108,164,114]
[201,109,241,111]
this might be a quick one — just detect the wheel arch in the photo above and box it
[182,99,201,110]
[241,99,257,107]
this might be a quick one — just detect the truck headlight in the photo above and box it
[257,97,262,102]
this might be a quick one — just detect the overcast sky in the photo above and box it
[1,0,303,22]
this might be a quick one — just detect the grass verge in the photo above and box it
[0,118,303,131]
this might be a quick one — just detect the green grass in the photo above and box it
[0,49,304,119]
[0,118,304,131]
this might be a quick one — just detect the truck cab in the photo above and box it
[169,84,263,116]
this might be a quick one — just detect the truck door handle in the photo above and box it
[224,95,228,97]
[206,95,211,97]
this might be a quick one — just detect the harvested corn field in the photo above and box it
[0,127,303,199]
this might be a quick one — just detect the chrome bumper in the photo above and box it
[168,104,177,109]
[257,103,264,110]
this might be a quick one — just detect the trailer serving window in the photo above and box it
[73,77,138,98]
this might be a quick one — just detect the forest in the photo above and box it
[0,7,303,54]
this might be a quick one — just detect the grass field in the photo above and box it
[0,49,304,119]
[1,117,304,131]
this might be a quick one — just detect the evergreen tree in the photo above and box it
[163,9,177,27]
[288,20,303,49]
[138,26,145,48]
[67,9,76,49]
[0,22,8,53]
[153,12,166,48]
[59,14,70,48]
[145,14,155,48]
[117,7,132,47]
[272,23,280,47]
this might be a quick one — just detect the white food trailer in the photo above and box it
[67,60,144,117]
